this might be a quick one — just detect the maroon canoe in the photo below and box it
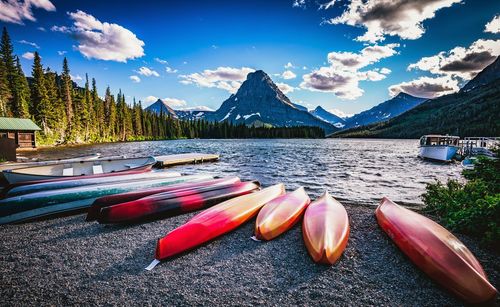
[86,177,240,221]
[96,181,260,224]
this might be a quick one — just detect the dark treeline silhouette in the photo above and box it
[0,27,324,144]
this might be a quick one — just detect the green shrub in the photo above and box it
[422,147,500,248]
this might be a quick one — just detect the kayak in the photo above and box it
[2,156,156,184]
[254,187,310,240]
[0,174,213,220]
[0,153,101,172]
[3,171,182,197]
[375,197,497,304]
[96,181,260,224]
[154,183,285,262]
[86,177,241,221]
[302,191,349,265]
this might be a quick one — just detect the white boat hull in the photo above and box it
[419,146,459,162]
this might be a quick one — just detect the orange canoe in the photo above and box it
[302,191,350,265]
[254,187,310,240]
[154,183,285,261]
[376,197,497,304]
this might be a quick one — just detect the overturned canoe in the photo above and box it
[376,197,497,304]
[302,191,349,265]
[0,153,101,172]
[97,181,260,224]
[254,187,310,240]
[2,156,156,184]
[154,183,285,261]
[86,177,241,221]
[4,171,182,197]
[0,174,212,222]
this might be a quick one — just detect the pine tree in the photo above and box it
[61,57,74,141]
[0,50,11,116]
[30,52,50,133]
[44,68,65,141]
[1,27,23,117]
[14,57,30,117]
[91,78,104,139]
[82,73,91,141]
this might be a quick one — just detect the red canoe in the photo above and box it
[96,181,260,224]
[254,187,310,240]
[302,191,349,265]
[154,183,285,261]
[376,197,497,304]
[86,177,240,221]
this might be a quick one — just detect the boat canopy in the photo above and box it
[420,135,459,146]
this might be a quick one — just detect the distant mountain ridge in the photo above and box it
[343,92,427,129]
[461,56,500,92]
[310,106,346,128]
[205,70,338,133]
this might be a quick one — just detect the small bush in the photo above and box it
[422,147,500,248]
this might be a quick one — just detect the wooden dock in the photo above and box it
[154,153,219,168]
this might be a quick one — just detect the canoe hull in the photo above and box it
[86,177,241,221]
[255,187,310,240]
[97,181,260,224]
[302,192,349,265]
[2,156,156,184]
[375,197,497,304]
[155,183,285,260]
[0,174,213,221]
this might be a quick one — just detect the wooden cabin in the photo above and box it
[0,117,41,148]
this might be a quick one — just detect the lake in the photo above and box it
[22,138,463,205]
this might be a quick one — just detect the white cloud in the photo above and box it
[129,75,141,83]
[408,39,500,80]
[137,66,160,77]
[301,43,397,99]
[18,40,39,48]
[0,0,55,24]
[180,66,255,93]
[57,50,67,56]
[52,10,145,62]
[293,0,306,8]
[37,26,46,31]
[154,57,168,64]
[319,0,337,10]
[485,15,500,34]
[70,74,83,81]
[22,52,35,60]
[380,67,391,74]
[325,0,461,43]
[144,96,159,104]
[165,66,178,74]
[177,106,214,112]
[389,76,459,98]
[282,70,297,79]
[284,62,294,69]
[276,82,296,94]
[162,98,187,108]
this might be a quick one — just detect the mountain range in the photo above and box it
[144,56,499,137]
[332,56,500,138]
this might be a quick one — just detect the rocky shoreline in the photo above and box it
[0,202,498,306]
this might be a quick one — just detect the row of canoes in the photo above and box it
[0,156,497,304]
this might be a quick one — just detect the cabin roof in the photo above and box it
[0,117,41,131]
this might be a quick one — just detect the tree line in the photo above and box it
[0,27,324,144]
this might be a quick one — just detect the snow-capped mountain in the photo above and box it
[205,70,337,133]
[310,106,346,128]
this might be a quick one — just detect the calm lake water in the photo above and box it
[22,139,462,205]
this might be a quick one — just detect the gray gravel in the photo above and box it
[0,202,498,306]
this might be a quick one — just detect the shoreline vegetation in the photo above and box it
[0,27,324,146]
[423,147,500,251]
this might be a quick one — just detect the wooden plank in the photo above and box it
[154,153,219,168]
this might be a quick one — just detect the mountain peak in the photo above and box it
[461,56,500,92]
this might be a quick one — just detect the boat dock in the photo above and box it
[154,153,220,168]
[458,137,500,157]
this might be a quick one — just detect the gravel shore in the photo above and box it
[0,202,498,306]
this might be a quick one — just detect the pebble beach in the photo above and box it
[1,202,498,306]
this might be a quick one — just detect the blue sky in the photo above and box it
[1,0,499,116]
